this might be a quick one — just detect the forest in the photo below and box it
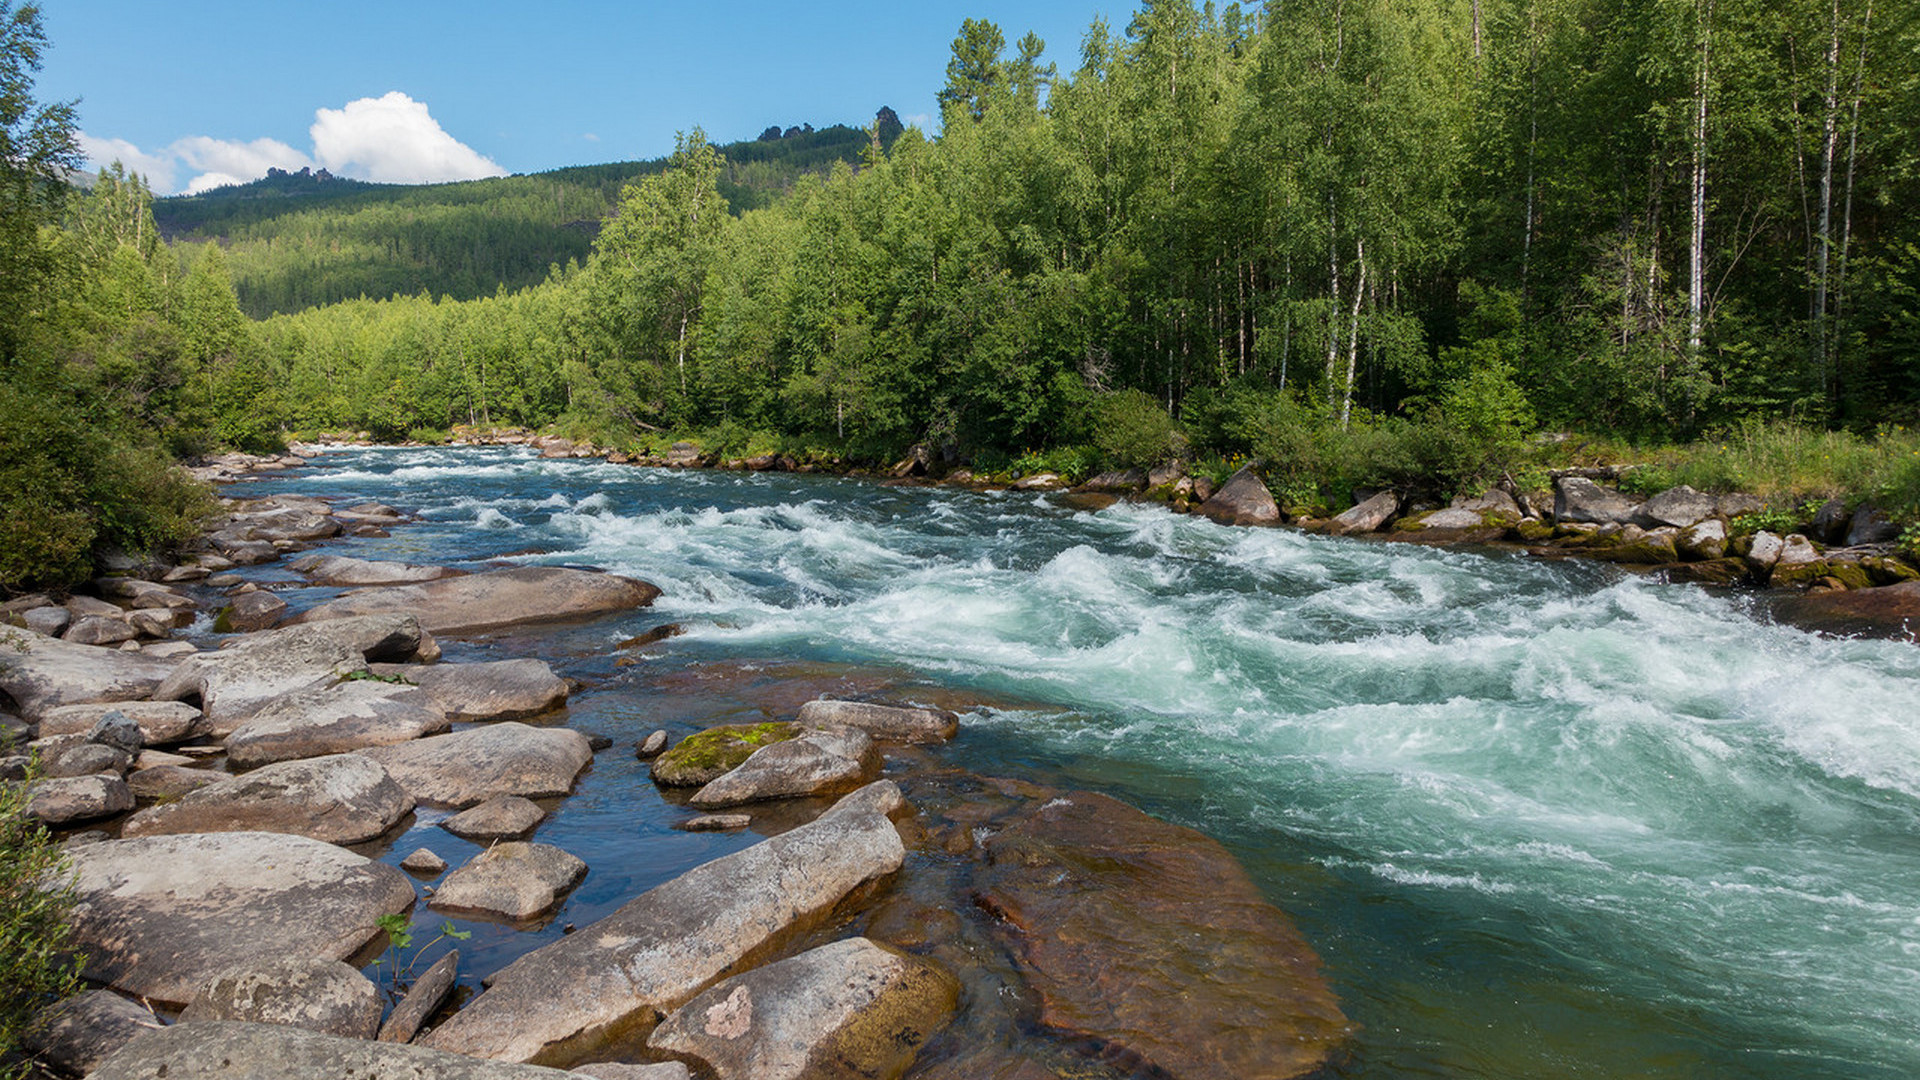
[7,0,1920,592]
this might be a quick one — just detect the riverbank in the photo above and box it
[2,455,1351,1079]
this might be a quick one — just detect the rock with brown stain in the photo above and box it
[976,792,1349,1080]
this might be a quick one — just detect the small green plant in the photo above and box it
[343,669,409,685]
[372,913,469,999]
[1897,524,1920,562]
[1730,508,1798,537]
[2,759,82,1078]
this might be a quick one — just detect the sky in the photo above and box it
[39,0,1122,196]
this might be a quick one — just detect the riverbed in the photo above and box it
[223,445,1920,1079]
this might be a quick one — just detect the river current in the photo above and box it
[229,445,1920,1079]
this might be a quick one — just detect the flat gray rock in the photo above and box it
[37,701,205,745]
[648,937,957,1080]
[127,764,223,800]
[357,722,593,809]
[1635,484,1719,529]
[375,658,570,721]
[15,605,70,636]
[1554,476,1641,525]
[155,614,439,736]
[689,728,876,809]
[796,700,959,743]
[178,957,383,1039]
[64,615,138,646]
[225,681,450,768]
[26,774,133,826]
[429,841,588,921]
[290,553,464,586]
[23,990,163,1078]
[421,781,908,1064]
[571,1064,691,1080]
[89,1021,580,1080]
[65,832,416,1008]
[1327,490,1399,535]
[121,754,414,845]
[0,630,175,722]
[295,566,661,635]
[443,794,547,841]
[32,734,133,778]
[221,590,289,632]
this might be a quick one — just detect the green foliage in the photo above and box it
[1,759,81,1077]
[1090,389,1183,469]
[371,913,469,1000]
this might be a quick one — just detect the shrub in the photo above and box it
[0,757,81,1078]
[1090,389,1184,470]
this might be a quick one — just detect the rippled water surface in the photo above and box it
[232,446,1920,1079]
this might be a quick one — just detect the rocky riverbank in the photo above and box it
[2,457,1350,1079]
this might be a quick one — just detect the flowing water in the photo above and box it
[229,446,1920,1079]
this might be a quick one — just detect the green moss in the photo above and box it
[650,722,800,787]
[1510,519,1556,543]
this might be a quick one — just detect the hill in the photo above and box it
[154,120,883,318]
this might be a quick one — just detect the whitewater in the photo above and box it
[236,445,1920,1079]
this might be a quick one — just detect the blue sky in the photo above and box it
[40,0,1121,195]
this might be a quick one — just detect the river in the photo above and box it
[227,445,1920,1079]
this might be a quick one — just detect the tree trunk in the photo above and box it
[1813,0,1841,398]
[1341,238,1367,431]
[1688,0,1714,356]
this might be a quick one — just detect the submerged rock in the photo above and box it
[421,781,908,1064]
[647,937,957,1080]
[976,792,1349,1080]
[178,957,384,1040]
[294,566,661,635]
[120,753,414,846]
[64,832,415,1008]
[795,699,959,743]
[89,1021,581,1080]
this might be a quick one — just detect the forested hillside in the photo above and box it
[153,122,882,317]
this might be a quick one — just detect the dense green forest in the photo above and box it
[7,0,1920,594]
[154,122,883,318]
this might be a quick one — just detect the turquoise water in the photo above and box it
[232,446,1920,1078]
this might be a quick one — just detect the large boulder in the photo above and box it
[373,658,570,721]
[429,842,589,922]
[154,614,437,736]
[64,832,415,1008]
[37,701,203,746]
[1847,504,1901,546]
[294,566,661,635]
[0,630,174,722]
[1779,579,1920,636]
[31,735,132,779]
[289,554,464,586]
[651,723,800,787]
[689,728,877,809]
[647,937,957,1080]
[220,591,289,633]
[356,722,594,808]
[178,957,383,1039]
[1634,485,1719,529]
[121,754,414,846]
[23,990,164,1078]
[1677,518,1729,562]
[1326,490,1398,535]
[224,681,450,768]
[795,700,958,744]
[88,1021,582,1080]
[422,781,909,1064]
[976,792,1349,1080]
[63,615,138,647]
[1197,466,1281,527]
[1552,476,1640,525]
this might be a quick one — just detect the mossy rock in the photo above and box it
[1508,519,1556,544]
[1824,561,1874,591]
[1662,558,1750,586]
[1593,534,1679,565]
[650,722,801,787]
[1861,556,1920,586]
[1770,561,1831,588]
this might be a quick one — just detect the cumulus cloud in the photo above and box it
[75,91,503,195]
[311,92,505,185]
[77,133,177,192]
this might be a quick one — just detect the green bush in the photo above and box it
[1090,389,1184,470]
[1,757,81,1078]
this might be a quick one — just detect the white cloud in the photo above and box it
[172,135,312,193]
[77,133,177,192]
[310,92,506,185]
[582,132,601,142]
[75,92,503,195]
